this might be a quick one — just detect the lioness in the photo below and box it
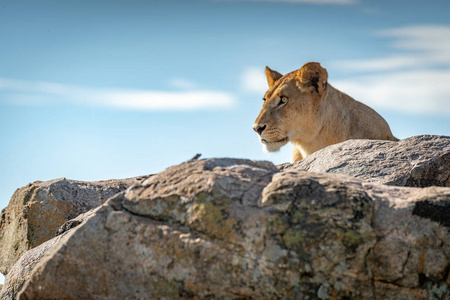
[253,62,398,162]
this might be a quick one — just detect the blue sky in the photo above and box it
[1,0,450,283]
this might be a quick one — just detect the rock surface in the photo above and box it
[0,176,147,276]
[279,135,450,187]
[0,205,104,300]
[0,232,69,300]
[55,207,99,236]
[11,158,450,300]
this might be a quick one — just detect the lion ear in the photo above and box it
[297,62,328,96]
[265,66,283,88]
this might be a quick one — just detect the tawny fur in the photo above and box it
[253,62,398,163]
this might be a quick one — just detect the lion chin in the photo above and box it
[261,138,289,152]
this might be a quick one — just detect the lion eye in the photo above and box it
[262,98,266,102]
[278,96,288,105]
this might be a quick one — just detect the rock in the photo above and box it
[55,208,98,236]
[0,205,104,300]
[1,232,70,300]
[279,135,450,187]
[13,158,449,300]
[0,176,147,276]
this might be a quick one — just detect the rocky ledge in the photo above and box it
[0,135,449,300]
[279,135,450,188]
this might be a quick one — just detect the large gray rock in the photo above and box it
[279,135,450,187]
[0,176,147,276]
[11,158,450,300]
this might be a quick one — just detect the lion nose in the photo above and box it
[253,124,266,135]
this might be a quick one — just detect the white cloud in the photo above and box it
[217,0,356,4]
[241,67,268,95]
[0,78,236,111]
[100,90,235,110]
[330,25,450,116]
[333,70,450,116]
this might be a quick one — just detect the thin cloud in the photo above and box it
[334,25,450,72]
[217,0,356,4]
[335,56,424,72]
[378,25,450,53]
[0,78,236,111]
[330,25,450,116]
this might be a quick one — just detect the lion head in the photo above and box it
[253,62,328,153]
